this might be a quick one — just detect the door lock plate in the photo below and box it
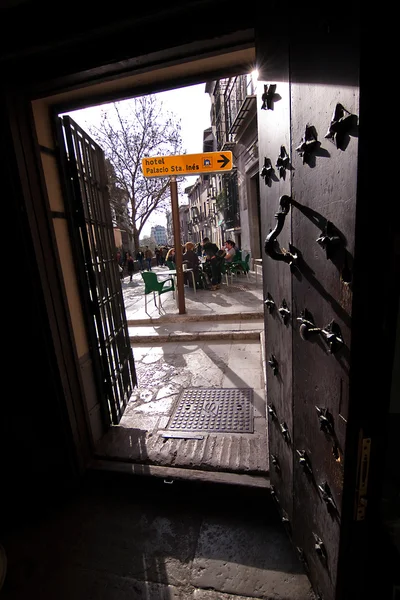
[355,435,371,521]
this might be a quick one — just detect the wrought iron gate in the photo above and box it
[57,115,136,426]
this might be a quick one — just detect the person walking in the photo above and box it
[125,252,135,282]
[116,250,124,280]
[160,246,167,266]
[144,246,153,271]
[155,247,161,266]
[135,249,144,271]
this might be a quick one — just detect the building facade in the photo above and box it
[179,204,190,245]
[185,75,261,258]
[205,73,261,261]
[150,224,167,246]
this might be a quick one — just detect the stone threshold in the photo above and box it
[89,458,270,489]
[129,330,261,343]
[128,311,264,326]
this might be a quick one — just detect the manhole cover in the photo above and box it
[167,388,254,433]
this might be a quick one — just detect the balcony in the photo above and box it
[228,95,256,136]
[222,140,236,151]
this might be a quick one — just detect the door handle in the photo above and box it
[297,310,344,354]
[264,195,298,266]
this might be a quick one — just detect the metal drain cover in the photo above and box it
[167,388,254,433]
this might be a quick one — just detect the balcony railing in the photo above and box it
[213,74,256,149]
[223,169,240,230]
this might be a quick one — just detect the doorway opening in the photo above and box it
[33,45,269,486]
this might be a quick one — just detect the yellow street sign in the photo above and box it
[142,151,233,178]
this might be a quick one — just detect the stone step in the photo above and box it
[129,329,262,343]
[127,310,264,326]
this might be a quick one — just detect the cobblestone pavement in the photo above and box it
[1,475,315,600]
[121,266,264,322]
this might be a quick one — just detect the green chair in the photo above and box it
[165,260,176,270]
[141,271,174,313]
[227,253,250,280]
[240,253,250,276]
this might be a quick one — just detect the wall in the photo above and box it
[32,100,105,446]
[1,103,80,523]
[113,228,123,248]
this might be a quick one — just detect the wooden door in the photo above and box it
[256,17,376,600]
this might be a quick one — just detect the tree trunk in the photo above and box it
[133,227,139,253]
[130,192,139,252]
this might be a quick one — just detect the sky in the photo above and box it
[68,83,212,237]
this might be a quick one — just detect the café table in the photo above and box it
[157,267,196,294]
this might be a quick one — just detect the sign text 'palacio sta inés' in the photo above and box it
[141,151,233,178]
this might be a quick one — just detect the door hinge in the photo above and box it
[355,434,371,521]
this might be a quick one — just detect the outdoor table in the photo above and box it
[157,268,196,294]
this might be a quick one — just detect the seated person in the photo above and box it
[224,239,236,263]
[202,237,222,290]
[201,237,218,257]
[165,248,176,264]
[182,242,200,287]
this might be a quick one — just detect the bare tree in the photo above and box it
[90,96,183,251]
[105,158,129,229]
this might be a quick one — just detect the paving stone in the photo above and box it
[69,507,201,587]
[194,590,270,600]
[191,516,315,599]
[221,368,263,390]
[3,566,189,600]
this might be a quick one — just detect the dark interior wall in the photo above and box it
[1,106,78,528]
[0,0,255,93]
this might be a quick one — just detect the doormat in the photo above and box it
[167,388,254,433]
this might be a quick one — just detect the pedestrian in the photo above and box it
[135,248,144,271]
[155,247,161,266]
[116,250,124,280]
[144,246,153,270]
[160,246,167,266]
[125,252,135,282]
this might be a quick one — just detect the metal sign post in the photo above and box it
[170,175,185,314]
[141,151,234,315]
